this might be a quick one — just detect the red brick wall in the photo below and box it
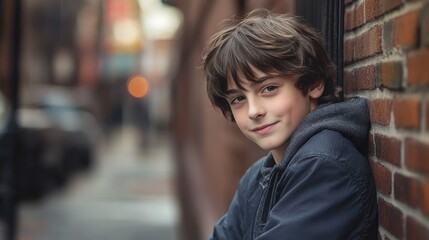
[344,0,429,239]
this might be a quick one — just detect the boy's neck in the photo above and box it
[270,132,295,165]
[271,149,284,165]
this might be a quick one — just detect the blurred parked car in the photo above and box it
[16,84,103,201]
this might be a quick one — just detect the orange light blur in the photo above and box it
[127,76,150,98]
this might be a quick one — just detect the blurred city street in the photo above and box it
[16,125,179,240]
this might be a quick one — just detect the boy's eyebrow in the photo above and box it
[225,75,276,96]
[225,88,241,96]
[253,75,274,83]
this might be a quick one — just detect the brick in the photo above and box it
[383,21,393,51]
[345,8,355,31]
[381,0,402,14]
[343,4,365,30]
[371,161,392,195]
[406,217,429,240]
[379,61,403,89]
[354,65,377,89]
[344,38,354,63]
[393,11,419,48]
[423,181,429,217]
[343,70,354,94]
[343,65,377,94]
[405,138,429,175]
[369,99,392,125]
[355,25,382,60]
[366,0,380,21]
[407,49,429,87]
[355,3,365,28]
[365,0,401,21]
[392,98,420,130]
[374,134,401,166]
[394,173,421,208]
[422,5,429,47]
[378,198,404,239]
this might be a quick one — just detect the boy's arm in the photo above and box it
[257,154,377,240]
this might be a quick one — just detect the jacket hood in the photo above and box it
[278,97,371,170]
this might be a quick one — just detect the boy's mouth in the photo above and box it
[251,122,277,134]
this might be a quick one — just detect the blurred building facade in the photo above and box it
[166,0,429,240]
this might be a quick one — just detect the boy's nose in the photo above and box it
[248,98,265,120]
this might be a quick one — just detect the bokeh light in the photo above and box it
[127,75,150,98]
[113,19,140,46]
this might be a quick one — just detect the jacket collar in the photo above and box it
[278,98,370,170]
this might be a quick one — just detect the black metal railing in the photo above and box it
[295,0,344,100]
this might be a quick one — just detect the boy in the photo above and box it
[202,9,378,240]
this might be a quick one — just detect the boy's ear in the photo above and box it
[308,79,324,99]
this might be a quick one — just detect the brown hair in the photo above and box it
[202,8,341,121]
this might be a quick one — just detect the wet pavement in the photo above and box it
[16,126,180,240]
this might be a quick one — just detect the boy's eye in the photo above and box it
[263,85,277,93]
[230,96,245,105]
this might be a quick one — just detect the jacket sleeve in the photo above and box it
[257,154,368,240]
[210,157,267,240]
[209,189,243,240]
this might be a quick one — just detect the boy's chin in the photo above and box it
[253,140,290,153]
[254,143,280,151]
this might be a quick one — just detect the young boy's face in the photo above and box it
[225,69,323,163]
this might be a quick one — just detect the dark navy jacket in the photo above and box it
[210,98,378,240]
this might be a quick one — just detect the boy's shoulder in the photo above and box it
[291,129,371,178]
[298,129,360,156]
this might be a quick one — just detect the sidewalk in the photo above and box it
[17,125,180,240]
